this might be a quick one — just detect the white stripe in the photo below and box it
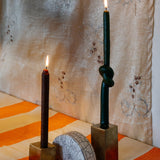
[119,137,153,160]
[0,107,57,133]
[0,92,23,108]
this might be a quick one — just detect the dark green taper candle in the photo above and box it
[104,8,110,66]
[100,0,110,129]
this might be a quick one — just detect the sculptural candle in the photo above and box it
[100,0,111,129]
[104,0,110,66]
[41,55,49,148]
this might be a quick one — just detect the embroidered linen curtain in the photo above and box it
[0,0,153,144]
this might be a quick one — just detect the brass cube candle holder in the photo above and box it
[91,124,118,160]
[29,142,57,160]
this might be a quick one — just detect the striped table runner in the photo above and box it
[0,92,160,160]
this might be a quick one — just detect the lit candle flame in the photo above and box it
[104,0,108,9]
[45,55,49,69]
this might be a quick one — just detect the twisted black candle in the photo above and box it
[41,60,49,148]
[99,5,114,129]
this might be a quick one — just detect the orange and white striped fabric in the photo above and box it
[0,92,159,160]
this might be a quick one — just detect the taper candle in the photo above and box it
[104,0,110,66]
[41,55,49,148]
[100,0,110,129]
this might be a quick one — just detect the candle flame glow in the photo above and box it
[104,0,108,9]
[45,55,49,68]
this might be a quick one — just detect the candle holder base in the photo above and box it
[29,142,57,160]
[91,124,118,160]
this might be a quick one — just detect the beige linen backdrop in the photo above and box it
[0,0,153,144]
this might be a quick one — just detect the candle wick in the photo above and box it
[46,66,48,69]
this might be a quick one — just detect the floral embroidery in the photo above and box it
[121,75,150,118]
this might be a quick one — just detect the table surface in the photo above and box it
[0,91,159,160]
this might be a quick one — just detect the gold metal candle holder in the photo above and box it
[29,142,57,160]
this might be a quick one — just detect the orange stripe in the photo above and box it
[0,113,76,147]
[134,147,160,160]
[86,134,91,143]
[118,134,125,141]
[0,101,38,119]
